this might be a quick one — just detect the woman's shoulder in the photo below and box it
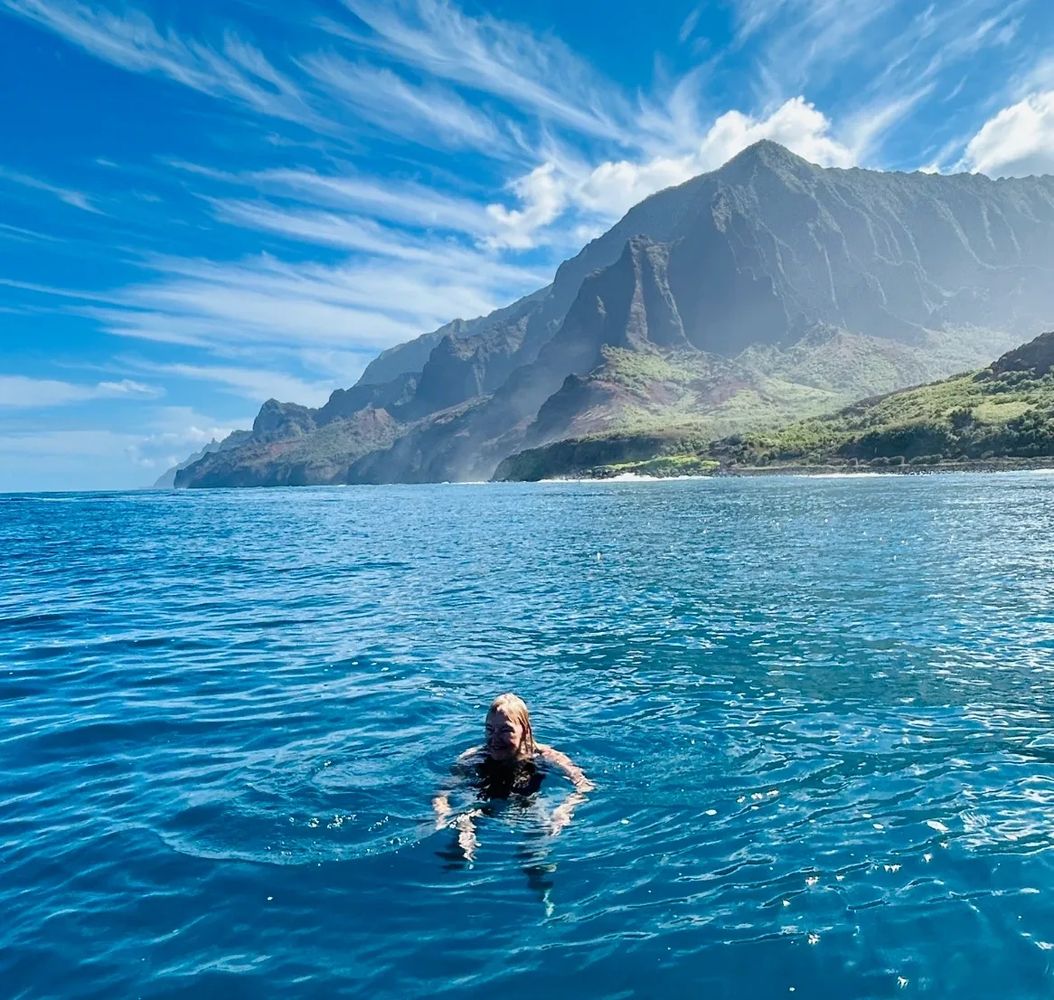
[536,743,571,766]
[453,745,486,771]
[536,744,595,792]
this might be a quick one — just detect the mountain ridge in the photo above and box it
[173,141,1054,488]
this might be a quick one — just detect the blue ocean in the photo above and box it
[3,474,1054,999]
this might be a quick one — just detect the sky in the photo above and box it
[1,0,1053,491]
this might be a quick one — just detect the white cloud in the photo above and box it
[69,242,548,378]
[120,405,247,470]
[696,96,855,169]
[1,0,318,127]
[0,166,100,212]
[253,168,493,235]
[122,360,335,406]
[301,55,509,153]
[485,163,568,249]
[0,374,161,408]
[678,7,702,44]
[336,0,625,142]
[962,91,1054,177]
[0,427,141,490]
[0,406,253,489]
[487,97,855,248]
[572,155,697,220]
[0,221,62,242]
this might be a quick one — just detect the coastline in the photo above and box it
[536,456,1054,483]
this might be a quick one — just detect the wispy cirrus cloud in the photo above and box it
[118,359,336,407]
[1,0,320,128]
[0,165,100,212]
[207,200,470,265]
[64,240,547,374]
[2,0,623,159]
[248,167,494,235]
[333,0,626,142]
[726,0,1028,162]
[0,374,161,407]
[204,197,550,285]
[168,159,500,242]
[300,55,513,154]
[84,262,430,353]
[0,221,64,242]
[5,0,984,261]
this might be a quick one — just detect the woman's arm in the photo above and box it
[538,744,595,836]
[433,745,483,829]
[538,744,595,793]
[452,809,481,862]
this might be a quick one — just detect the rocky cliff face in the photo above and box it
[152,430,250,488]
[986,330,1054,377]
[174,407,398,488]
[175,141,1054,488]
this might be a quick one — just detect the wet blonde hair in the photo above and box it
[487,692,536,756]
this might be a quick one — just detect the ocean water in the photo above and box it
[2,474,1054,999]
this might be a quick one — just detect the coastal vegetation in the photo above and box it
[495,332,1054,479]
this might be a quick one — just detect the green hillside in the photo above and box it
[495,332,1054,479]
[715,332,1054,470]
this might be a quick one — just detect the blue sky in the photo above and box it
[2,0,1053,490]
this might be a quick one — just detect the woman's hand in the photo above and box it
[539,744,594,793]
[453,810,480,862]
[538,744,595,836]
[432,793,452,830]
[548,799,576,837]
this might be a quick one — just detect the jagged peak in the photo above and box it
[721,139,816,176]
[602,142,815,235]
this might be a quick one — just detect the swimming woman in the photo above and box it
[433,693,594,862]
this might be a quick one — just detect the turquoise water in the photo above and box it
[2,475,1054,998]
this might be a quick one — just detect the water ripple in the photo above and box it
[1,476,1053,998]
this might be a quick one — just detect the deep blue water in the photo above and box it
[3,474,1054,999]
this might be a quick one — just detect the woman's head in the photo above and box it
[485,692,535,760]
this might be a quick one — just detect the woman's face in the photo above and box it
[485,708,524,760]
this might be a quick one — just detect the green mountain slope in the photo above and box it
[715,331,1054,469]
[496,332,1054,479]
